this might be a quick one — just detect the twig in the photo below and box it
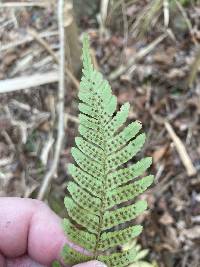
[109,33,167,80]
[4,106,29,144]
[37,0,65,200]
[175,0,193,36]
[1,131,15,151]
[40,135,55,166]
[0,31,58,52]
[130,0,163,37]
[165,122,196,177]
[28,28,80,90]
[0,72,58,93]
[90,48,99,71]
[188,46,200,87]
[163,0,169,28]
[27,28,58,62]
[100,0,110,27]
[64,113,79,124]
[0,157,14,167]
[0,2,49,8]
[121,0,129,51]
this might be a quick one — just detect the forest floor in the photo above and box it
[0,1,200,267]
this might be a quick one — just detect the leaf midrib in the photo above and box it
[93,120,109,258]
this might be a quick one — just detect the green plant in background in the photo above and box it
[109,0,197,38]
[123,240,158,267]
[55,34,153,267]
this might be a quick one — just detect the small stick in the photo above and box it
[0,31,58,52]
[40,135,55,166]
[0,72,58,93]
[37,0,65,201]
[28,28,80,90]
[165,122,196,177]
[163,0,169,28]
[27,28,59,63]
[188,46,200,87]
[175,0,193,36]
[121,0,128,50]
[109,33,167,80]
[65,113,79,124]
[0,2,49,8]
[100,0,110,28]
[90,48,99,71]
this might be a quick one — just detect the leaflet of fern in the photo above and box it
[62,34,154,266]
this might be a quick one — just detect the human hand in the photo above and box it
[0,197,106,267]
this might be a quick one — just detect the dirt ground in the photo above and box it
[0,1,200,267]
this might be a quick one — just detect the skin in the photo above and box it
[0,197,106,267]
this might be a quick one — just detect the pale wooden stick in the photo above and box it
[163,0,169,27]
[0,72,58,93]
[100,0,110,26]
[165,122,196,176]
[37,0,65,200]
[0,2,49,8]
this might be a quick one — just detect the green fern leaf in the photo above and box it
[61,34,154,267]
[107,121,142,154]
[63,218,96,251]
[62,245,93,265]
[68,164,103,197]
[64,197,99,234]
[99,225,143,250]
[102,200,147,230]
[107,157,152,190]
[106,175,154,208]
[67,181,101,214]
[98,248,136,267]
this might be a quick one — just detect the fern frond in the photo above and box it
[61,34,154,267]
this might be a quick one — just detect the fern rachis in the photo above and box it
[60,34,154,267]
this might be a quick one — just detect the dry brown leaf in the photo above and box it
[181,226,200,240]
[159,212,174,225]
[153,52,173,65]
[153,145,168,164]
[166,68,185,79]
[4,53,17,66]
[166,227,180,250]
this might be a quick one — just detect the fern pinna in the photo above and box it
[62,35,154,267]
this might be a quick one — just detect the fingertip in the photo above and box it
[73,260,107,267]
[6,255,44,267]
[28,202,67,265]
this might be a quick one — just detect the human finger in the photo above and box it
[0,197,67,265]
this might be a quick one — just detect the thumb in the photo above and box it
[73,260,107,267]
